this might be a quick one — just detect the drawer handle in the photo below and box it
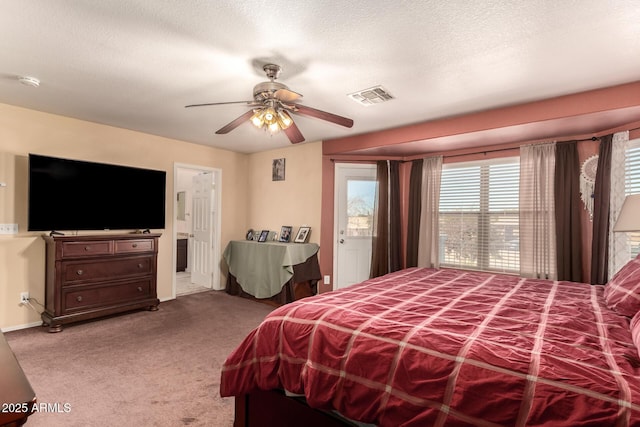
[137,286,143,292]
[138,263,143,268]
[132,243,138,248]
[76,295,83,302]
[76,270,84,276]
[84,246,91,251]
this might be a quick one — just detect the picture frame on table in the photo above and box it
[258,230,269,242]
[279,226,293,242]
[294,226,311,243]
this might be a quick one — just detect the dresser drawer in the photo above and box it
[61,240,113,258]
[63,280,152,313]
[115,239,154,254]
[62,257,153,283]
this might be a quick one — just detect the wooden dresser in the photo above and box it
[42,233,161,332]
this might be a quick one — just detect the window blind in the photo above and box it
[625,140,640,258]
[439,158,520,273]
[625,142,640,195]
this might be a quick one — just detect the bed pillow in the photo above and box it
[605,255,640,317]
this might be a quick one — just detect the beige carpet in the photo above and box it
[5,291,274,427]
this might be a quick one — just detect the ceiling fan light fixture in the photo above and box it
[251,110,265,127]
[187,63,352,144]
[277,110,293,129]
[263,107,277,125]
[251,106,292,134]
[268,122,280,133]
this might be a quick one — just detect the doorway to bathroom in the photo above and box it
[173,163,222,297]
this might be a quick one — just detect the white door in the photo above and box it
[334,164,377,289]
[191,172,214,288]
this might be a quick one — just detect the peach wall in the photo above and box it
[0,103,249,330]
[246,142,322,245]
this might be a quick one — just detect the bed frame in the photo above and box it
[234,390,358,427]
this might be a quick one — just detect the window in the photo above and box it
[346,179,377,237]
[439,158,520,273]
[625,140,640,258]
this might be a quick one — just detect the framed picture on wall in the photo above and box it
[294,226,311,243]
[272,158,285,181]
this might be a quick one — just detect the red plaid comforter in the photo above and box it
[220,268,640,426]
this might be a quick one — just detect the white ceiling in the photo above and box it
[1,1,640,154]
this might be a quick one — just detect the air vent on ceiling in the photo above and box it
[348,85,394,106]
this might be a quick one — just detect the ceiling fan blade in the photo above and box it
[185,100,256,108]
[291,104,354,128]
[274,88,302,103]
[283,121,305,144]
[215,110,255,134]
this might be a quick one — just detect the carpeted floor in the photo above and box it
[5,291,274,427]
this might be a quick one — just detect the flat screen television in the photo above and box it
[28,154,166,232]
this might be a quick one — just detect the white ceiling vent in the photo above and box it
[348,85,394,106]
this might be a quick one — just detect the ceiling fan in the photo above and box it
[185,64,354,144]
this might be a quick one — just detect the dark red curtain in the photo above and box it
[590,135,612,284]
[388,161,401,272]
[554,142,583,282]
[406,159,423,268]
[370,160,401,278]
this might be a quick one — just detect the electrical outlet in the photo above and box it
[0,223,18,235]
[20,292,29,305]
[324,275,331,285]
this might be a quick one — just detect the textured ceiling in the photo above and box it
[1,1,639,154]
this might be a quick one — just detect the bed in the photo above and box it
[220,265,640,426]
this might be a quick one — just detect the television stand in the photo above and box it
[41,233,161,332]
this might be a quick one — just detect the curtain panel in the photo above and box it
[520,143,557,279]
[370,160,401,278]
[554,142,583,282]
[591,135,613,284]
[388,161,401,272]
[609,131,630,278]
[406,159,423,268]
[417,156,443,268]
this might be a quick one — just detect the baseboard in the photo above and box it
[1,321,43,333]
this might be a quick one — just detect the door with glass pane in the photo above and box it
[334,164,377,289]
